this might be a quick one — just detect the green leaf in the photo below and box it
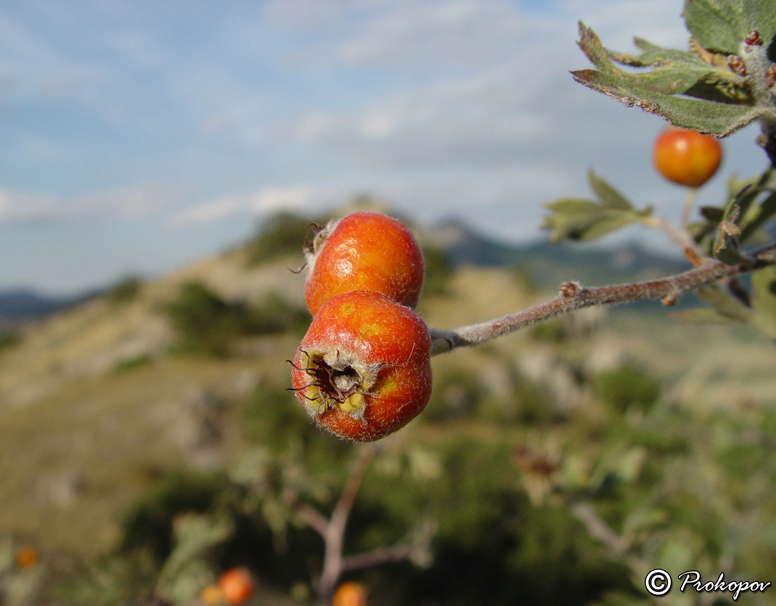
[572,20,765,135]
[671,307,745,324]
[741,191,776,240]
[683,0,776,55]
[575,22,735,97]
[588,170,633,210]
[695,285,756,323]
[751,265,776,338]
[711,192,751,263]
[543,173,651,243]
[572,67,761,136]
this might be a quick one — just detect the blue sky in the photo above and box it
[0,0,770,294]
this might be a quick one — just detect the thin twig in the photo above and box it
[640,214,699,259]
[284,497,329,537]
[430,242,776,355]
[315,445,379,603]
[341,532,432,573]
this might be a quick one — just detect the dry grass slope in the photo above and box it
[1,238,775,562]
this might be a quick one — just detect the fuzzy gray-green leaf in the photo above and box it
[683,0,776,55]
[751,265,776,339]
[588,171,633,210]
[695,285,756,323]
[571,67,761,135]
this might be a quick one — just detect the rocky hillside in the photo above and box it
[1,213,774,563]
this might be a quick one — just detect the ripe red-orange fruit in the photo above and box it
[14,545,40,570]
[653,127,723,187]
[199,584,225,605]
[290,290,432,442]
[218,568,255,605]
[332,581,369,606]
[304,212,424,316]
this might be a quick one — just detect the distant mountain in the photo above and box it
[0,217,693,335]
[0,289,98,334]
[427,218,690,288]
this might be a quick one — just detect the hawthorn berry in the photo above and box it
[653,127,723,188]
[304,211,425,316]
[333,581,369,606]
[14,545,39,570]
[218,567,256,606]
[290,290,432,442]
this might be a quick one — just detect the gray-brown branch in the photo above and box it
[430,242,776,355]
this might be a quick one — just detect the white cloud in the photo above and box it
[0,190,57,223]
[170,186,316,225]
[82,183,180,219]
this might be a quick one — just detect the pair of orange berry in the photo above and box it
[290,211,432,442]
[200,567,256,605]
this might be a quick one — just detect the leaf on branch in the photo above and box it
[751,265,776,339]
[693,168,776,254]
[735,168,776,241]
[683,0,776,56]
[543,172,651,243]
[571,21,763,136]
[694,284,756,323]
[712,203,747,263]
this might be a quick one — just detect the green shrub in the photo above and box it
[422,245,455,298]
[164,282,308,356]
[111,354,153,373]
[0,331,20,352]
[593,365,660,413]
[107,275,143,304]
[246,211,318,265]
[164,282,249,356]
[119,471,230,562]
[251,292,309,337]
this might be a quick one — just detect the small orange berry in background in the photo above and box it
[653,127,723,187]
[14,545,39,570]
[199,584,225,605]
[332,581,368,606]
[218,567,256,605]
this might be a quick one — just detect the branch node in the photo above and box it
[559,281,582,298]
[661,293,680,307]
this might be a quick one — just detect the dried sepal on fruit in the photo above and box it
[303,211,425,316]
[290,290,432,442]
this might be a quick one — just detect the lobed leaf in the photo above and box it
[694,285,756,323]
[588,170,633,210]
[572,20,765,136]
[683,0,776,56]
[751,265,776,338]
[543,173,651,243]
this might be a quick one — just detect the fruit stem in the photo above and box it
[681,187,698,231]
[640,214,701,265]
[429,241,776,355]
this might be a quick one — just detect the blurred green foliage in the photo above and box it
[246,211,318,266]
[422,245,455,298]
[0,331,20,352]
[107,275,143,305]
[111,354,153,374]
[164,282,308,356]
[593,365,660,413]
